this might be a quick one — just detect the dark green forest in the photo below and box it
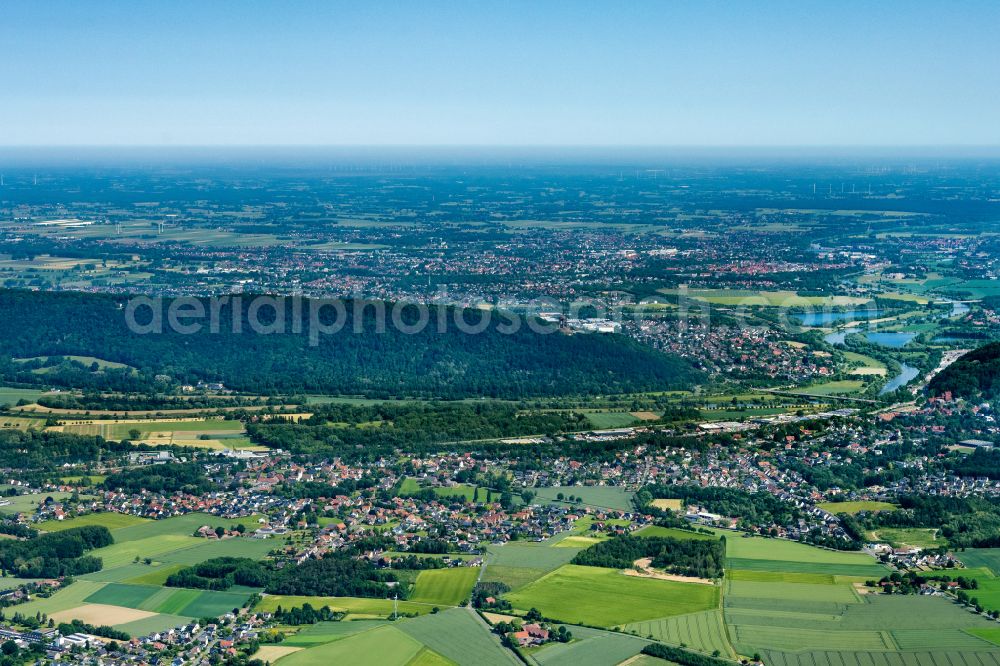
[929,341,1000,399]
[0,290,701,398]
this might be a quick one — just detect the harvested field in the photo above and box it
[254,646,303,662]
[51,603,156,626]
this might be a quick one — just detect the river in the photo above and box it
[880,363,919,395]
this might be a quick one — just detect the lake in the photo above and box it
[932,335,984,344]
[794,310,880,326]
[881,363,919,395]
[824,328,860,345]
[865,332,916,348]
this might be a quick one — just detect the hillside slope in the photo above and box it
[0,290,702,398]
[928,341,1000,399]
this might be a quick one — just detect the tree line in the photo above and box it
[247,402,588,459]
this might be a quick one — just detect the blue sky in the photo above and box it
[2,1,999,146]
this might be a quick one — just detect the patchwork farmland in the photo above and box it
[722,536,1000,666]
[10,512,272,636]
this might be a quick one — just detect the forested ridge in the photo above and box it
[0,289,702,398]
[929,341,1000,399]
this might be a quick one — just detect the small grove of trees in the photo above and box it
[641,484,801,530]
[0,526,111,578]
[860,494,1000,549]
[571,535,725,579]
[102,463,213,494]
[166,553,401,598]
[165,557,269,590]
[270,603,344,626]
[641,643,732,666]
[58,619,129,641]
[869,571,978,596]
[472,582,512,610]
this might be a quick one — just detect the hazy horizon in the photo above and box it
[3,144,1000,167]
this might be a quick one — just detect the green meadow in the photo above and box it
[110,512,263,541]
[277,625,425,666]
[409,567,480,606]
[63,418,244,439]
[37,512,151,532]
[659,288,870,308]
[532,486,635,512]
[720,531,890,577]
[255,594,434,617]
[955,550,1000,613]
[86,534,203,569]
[281,620,389,647]
[958,548,1000,573]
[0,577,47,591]
[504,564,719,627]
[727,594,1000,660]
[816,501,897,515]
[0,386,46,407]
[726,579,861,603]
[634,525,717,540]
[723,532,879,562]
[866,527,944,549]
[0,492,83,516]
[482,537,584,591]
[397,477,478,501]
[13,580,106,617]
[583,411,640,429]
